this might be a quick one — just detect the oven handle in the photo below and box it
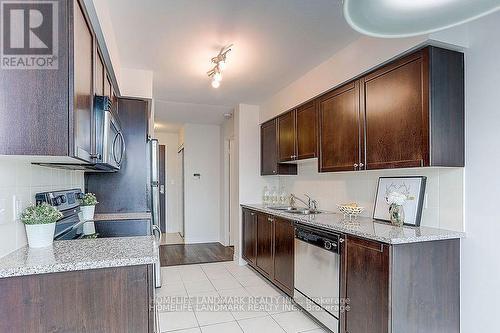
[54,219,86,240]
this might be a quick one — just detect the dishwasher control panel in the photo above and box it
[295,225,340,254]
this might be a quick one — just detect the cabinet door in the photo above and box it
[242,209,257,265]
[363,50,429,169]
[73,0,94,162]
[296,101,317,159]
[256,213,274,278]
[261,119,279,175]
[278,110,297,162]
[343,236,389,333]
[273,217,294,296]
[95,49,104,96]
[319,81,362,172]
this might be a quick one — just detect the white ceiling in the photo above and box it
[106,0,359,129]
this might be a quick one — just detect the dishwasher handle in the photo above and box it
[295,225,340,254]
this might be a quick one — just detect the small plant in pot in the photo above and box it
[80,193,98,221]
[21,203,62,248]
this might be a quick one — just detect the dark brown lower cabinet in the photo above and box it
[242,209,295,297]
[343,236,389,333]
[272,217,294,296]
[242,208,257,264]
[341,236,460,333]
[256,213,274,278]
[0,265,154,333]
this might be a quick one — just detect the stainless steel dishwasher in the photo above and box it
[294,224,342,333]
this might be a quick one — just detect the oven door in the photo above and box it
[101,110,125,170]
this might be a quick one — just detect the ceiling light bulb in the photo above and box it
[219,61,226,70]
[211,79,220,88]
[213,71,223,82]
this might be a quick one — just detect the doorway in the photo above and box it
[178,146,185,238]
[159,145,166,233]
[224,138,236,247]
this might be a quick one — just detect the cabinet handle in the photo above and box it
[267,217,274,222]
[273,170,276,174]
[250,213,255,216]
[359,162,364,168]
[353,163,359,169]
[339,238,345,243]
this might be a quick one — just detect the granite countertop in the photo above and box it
[0,236,158,278]
[242,204,465,245]
[93,212,152,221]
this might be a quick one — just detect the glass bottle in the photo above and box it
[262,186,270,206]
[271,186,278,206]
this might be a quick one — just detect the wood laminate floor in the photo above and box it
[160,242,234,266]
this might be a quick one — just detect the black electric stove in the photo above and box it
[35,188,86,240]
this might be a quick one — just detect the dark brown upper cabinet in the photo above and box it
[319,81,362,172]
[278,102,318,163]
[362,46,464,169]
[296,101,318,160]
[95,50,105,96]
[0,0,119,164]
[317,46,464,172]
[261,119,297,176]
[278,110,297,162]
[73,0,94,162]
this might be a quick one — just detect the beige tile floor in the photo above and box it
[157,261,329,333]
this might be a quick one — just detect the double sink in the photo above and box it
[268,206,323,215]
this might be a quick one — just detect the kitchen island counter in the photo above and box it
[0,236,158,278]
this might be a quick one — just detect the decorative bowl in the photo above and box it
[337,204,365,219]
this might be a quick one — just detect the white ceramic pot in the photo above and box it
[25,222,56,248]
[80,205,95,221]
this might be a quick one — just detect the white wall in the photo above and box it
[120,68,154,99]
[220,116,235,246]
[280,164,463,231]
[0,158,84,257]
[234,104,279,263]
[461,11,500,332]
[183,124,221,243]
[154,132,180,233]
[260,35,427,121]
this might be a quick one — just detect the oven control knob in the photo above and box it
[324,240,332,250]
[53,196,63,206]
[59,195,67,204]
[76,192,84,200]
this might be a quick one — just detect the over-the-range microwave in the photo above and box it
[33,96,125,172]
[93,96,125,171]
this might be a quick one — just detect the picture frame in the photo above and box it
[373,176,427,227]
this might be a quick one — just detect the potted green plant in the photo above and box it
[80,193,98,221]
[21,203,63,248]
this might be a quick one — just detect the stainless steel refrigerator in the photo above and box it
[150,138,162,288]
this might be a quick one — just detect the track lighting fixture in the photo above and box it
[207,44,232,88]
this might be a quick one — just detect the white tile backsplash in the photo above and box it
[0,158,85,257]
[279,162,464,231]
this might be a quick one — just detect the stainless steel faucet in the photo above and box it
[290,194,318,211]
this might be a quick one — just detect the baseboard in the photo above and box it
[182,238,222,244]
